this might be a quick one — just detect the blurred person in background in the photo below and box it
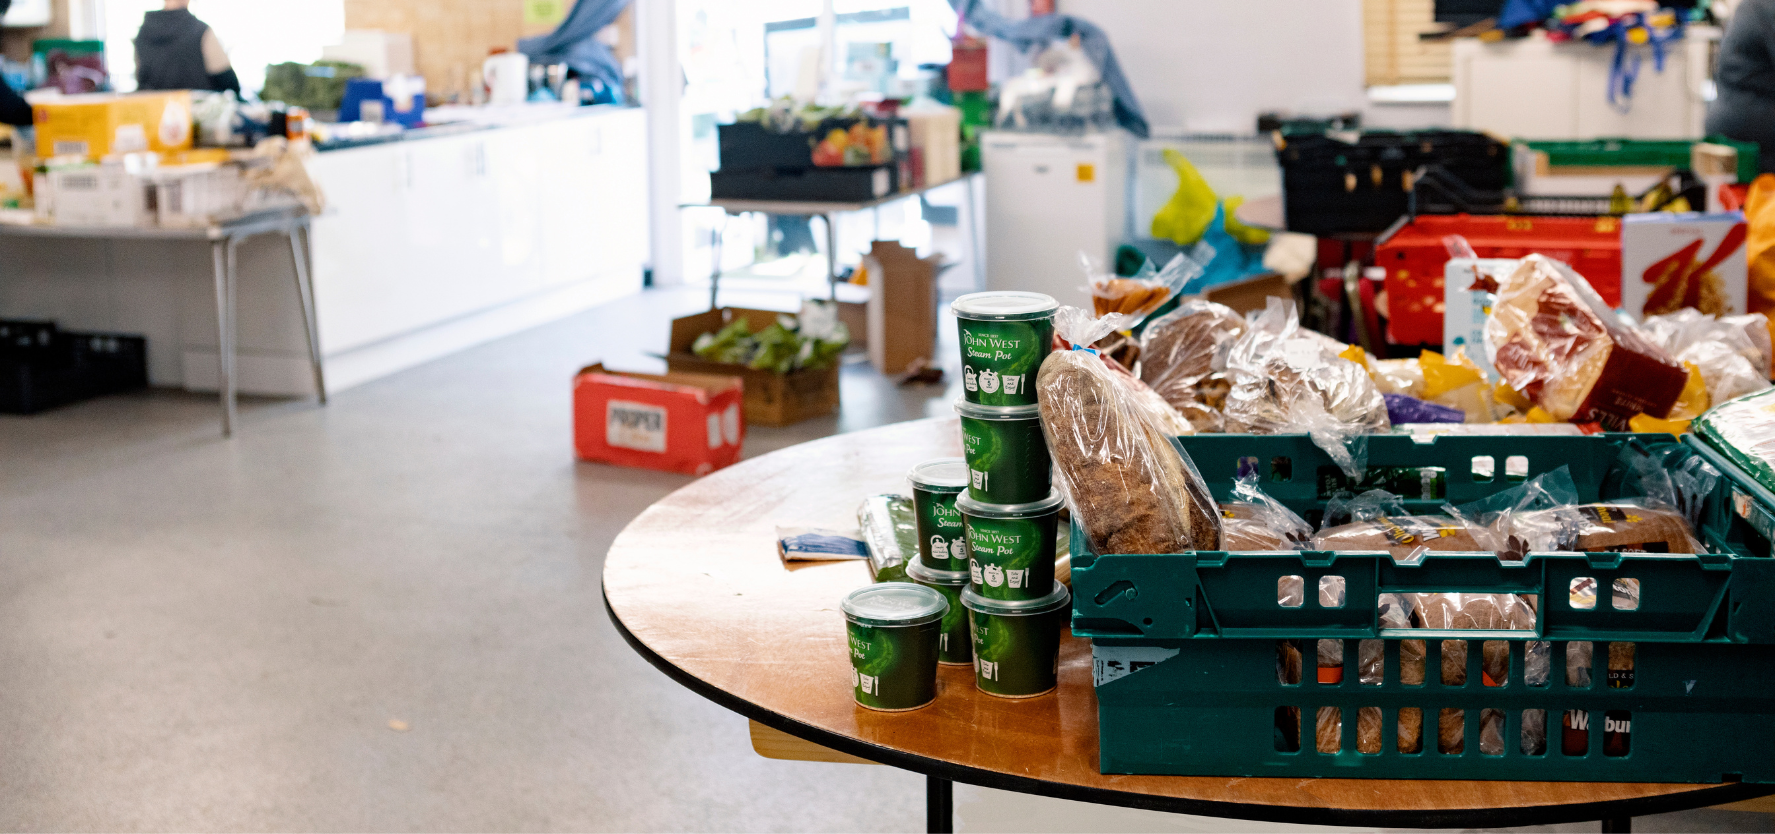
[0,0,32,125]
[134,0,240,94]
[1707,0,1775,174]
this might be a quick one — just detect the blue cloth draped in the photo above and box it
[518,0,631,104]
[946,0,1150,137]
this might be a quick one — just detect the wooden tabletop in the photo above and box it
[602,417,1769,827]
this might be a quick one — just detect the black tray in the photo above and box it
[1277,130,1508,235]
[710,163,898,203]
[0,330,148,415]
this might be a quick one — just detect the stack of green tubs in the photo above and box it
[1070,430,1775,782]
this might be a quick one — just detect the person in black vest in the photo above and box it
[0,0,33,125]
[1708,0,1775,175]
[134,0,240,95]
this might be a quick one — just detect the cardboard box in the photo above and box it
[1442,258,1517,379]
[667,307,841,427]
[861,240,940,375]
[1620,212,1749,319]
[33,91,194,159]
[1199,272,1291,317]
[46,164,154,227]
[572,364,745,476]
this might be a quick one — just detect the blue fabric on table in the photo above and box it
[518,0,630,104]
[945,0,1150,138]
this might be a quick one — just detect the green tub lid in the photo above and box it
[961,582,1071,616]
[951,291,1059,321]
[956,489,1064,519]
[908,458,969,492]
[905,555,969,586]
[841,582,949,627]
[953,399,1042,421]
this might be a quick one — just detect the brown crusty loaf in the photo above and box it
[1138,301,1247,431]
[1037,350,1221,554]
[1551,503,1703,553]
[1312,515,1480,559]
[1402,594,1538,753]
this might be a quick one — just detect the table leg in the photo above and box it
[926,775,952,834]
[964,175,984,291]
[288,224,327,405]
[710,213,725,310]
[211,238,238,437]
[822,212,838,301]
[1602,817,1631,833]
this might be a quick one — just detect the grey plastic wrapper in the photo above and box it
[857,494,916,582]
[1224,298,1390,478]
[1037,306,1221,555]
[1721,312,1774,378]
[1640,308,1773,406]
[1137,299,1247,431]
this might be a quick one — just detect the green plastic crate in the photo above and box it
[1519,137,1761,184]
[1072,432,1775,782]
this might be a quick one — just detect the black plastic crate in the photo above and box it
[0,319,58,354]
[1409,165,1705,217]
[0,330,148,415]
[1278,130,1509,235]
[717,118,911,173]
[710,163,898,203]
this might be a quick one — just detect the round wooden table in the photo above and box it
[603,417,1770,831]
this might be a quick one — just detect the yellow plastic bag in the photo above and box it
[1665,361,1711,421]
[1151,149,1217,246]
[1745,174,1775,346]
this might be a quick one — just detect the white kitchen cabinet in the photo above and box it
[0,106,649,398]
[981,131,1128,308]
[1452,30,1718,140]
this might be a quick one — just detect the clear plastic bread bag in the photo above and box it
[1640,308,1772,405]
[1227,477,1312,552]
[1037,306,1221,555]
[1083,250,1204,321]
[1137,298,1247,431]
[1612,438,1723,530]
[1224,298,1390,477]
[1445,466,1583,557]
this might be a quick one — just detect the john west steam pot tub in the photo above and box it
[840,583,948,711]
[954,400,1051,505]
[904,556,973,666]
[907,458,970,572]
[951,291,1058,408]
[962,583,1070,699]
[955,490,1063,602]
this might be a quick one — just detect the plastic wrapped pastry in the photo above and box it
[1517,502,1705,554]
[1224,298,1390,476]
[1086,251,1203,320]
[1402,593,1538,754]
[1639,308,1772,408]
[1038,307,1221,555]
[1484,255,1688,428]
[1138,300,1247,431]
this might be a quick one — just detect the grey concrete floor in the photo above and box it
[0,283,1769,832]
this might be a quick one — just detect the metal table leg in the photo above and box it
[926,775,952,834]
[211,237,238,437]
[822,212,838,300]
[288,223,327,405]
[710,212,726,310]
[963,174,985,291]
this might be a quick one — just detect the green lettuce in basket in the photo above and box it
[690,301,851,374]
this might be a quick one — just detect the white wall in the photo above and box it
[1058,0,1451,134]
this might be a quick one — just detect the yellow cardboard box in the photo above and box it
[33,91,194,159]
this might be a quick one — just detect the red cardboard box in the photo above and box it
[573,364,745,476]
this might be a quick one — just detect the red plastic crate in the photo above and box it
[1375,214,1622,345]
